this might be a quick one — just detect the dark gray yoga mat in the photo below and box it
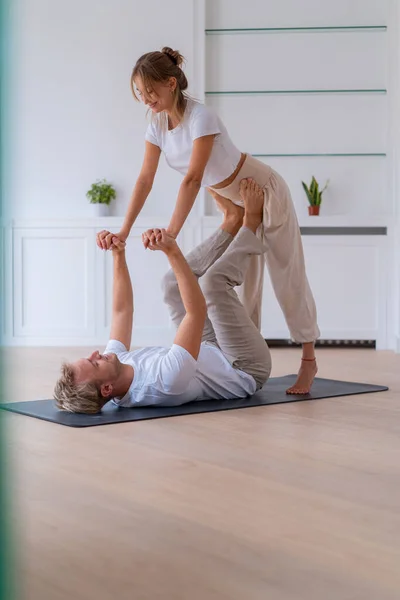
[0,375,388,428]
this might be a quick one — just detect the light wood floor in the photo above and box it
[2,347,400,600]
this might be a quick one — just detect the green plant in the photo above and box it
[86,179,116,205]
[301,176,329,207]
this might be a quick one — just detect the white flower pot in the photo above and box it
[92,203,110,217]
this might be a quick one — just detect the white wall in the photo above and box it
[5,0,197,221]
[203,0,398,352]
[204,0,393,220]
[2,0,399,351]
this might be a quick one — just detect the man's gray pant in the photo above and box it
[161,227,272,390]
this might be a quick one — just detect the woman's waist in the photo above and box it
[211,152,247,190]
[208,154,275,203]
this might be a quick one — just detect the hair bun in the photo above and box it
[162,47,184,68]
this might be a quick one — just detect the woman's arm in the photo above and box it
[166,135,215,239]
[120,141,161,239]
[97,141,161,250]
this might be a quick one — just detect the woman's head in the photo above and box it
[131,47,188,119]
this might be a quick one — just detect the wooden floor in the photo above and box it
[2,347,400,600]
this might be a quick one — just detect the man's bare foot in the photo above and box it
[239,178,264,233]
[286,358,318,395]
[207,188,244,236]
[208,188,244,220]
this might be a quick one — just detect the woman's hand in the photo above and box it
[96,230,127,250]
[146,229,178,255]
[142,228,174,249]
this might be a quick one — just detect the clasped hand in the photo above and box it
[96,228,177,253]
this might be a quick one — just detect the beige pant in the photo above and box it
[209,154,320,344]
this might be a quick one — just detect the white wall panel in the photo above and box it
[207,94,387,155]
[0,221,391,347]
[13,229,96,338]
[206,32,387,92]
[102,232,172,332]
[261,237,385,342]
[202,224,386,343]
[206,0,389,29]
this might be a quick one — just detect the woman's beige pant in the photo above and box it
[209,155,320,344]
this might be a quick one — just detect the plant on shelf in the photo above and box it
[301,176,329,216]
[86,179,116,216]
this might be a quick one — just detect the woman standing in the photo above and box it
[97,47,320,394]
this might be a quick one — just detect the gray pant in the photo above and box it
[161,227,272,389]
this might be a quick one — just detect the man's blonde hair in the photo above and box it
[53,363,106,415]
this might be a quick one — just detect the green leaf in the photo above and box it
[86,179,116,204]
[320,179,330,194]
[312,177,319,203]
[302,181,314,205]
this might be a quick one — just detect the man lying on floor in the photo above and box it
[54,180,271,414]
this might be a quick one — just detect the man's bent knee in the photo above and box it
[161,269,178,303]
[253,346,272,390]
[201,267,227,297]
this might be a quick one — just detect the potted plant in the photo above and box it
[86,179,116,216]
[302,176,329,216]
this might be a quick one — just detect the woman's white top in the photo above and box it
[145,97,242,187]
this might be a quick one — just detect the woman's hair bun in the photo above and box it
[162,47,184,68]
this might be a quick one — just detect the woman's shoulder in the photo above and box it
[187,97,214,117]
[186,98,220,128]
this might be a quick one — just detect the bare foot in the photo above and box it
[286,358,318,395]
[208,188,244,221]
[239,178,264,232]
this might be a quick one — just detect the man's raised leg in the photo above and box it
[162,195,244,343]
[200,180,271,389]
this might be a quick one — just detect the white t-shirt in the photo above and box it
[104,339,256,407]
[145,98,242,187]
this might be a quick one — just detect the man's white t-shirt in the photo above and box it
[145,97,242,188]
[104,340,256,407]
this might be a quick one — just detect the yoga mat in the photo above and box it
[0,375,388,428]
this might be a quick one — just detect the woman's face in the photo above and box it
[134,77,176,113]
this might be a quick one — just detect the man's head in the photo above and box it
[54,351,123,414]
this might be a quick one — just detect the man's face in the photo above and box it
[72,351,122,392]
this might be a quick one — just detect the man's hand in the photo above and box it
[145,228,179,256]
[111,236,126,253]
[97,230,127,251]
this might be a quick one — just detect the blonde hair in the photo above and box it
[131,47,188,123]
[53,363,106,415]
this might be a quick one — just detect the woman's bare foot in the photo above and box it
[286,344,318,394]
[240,178,264,232]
